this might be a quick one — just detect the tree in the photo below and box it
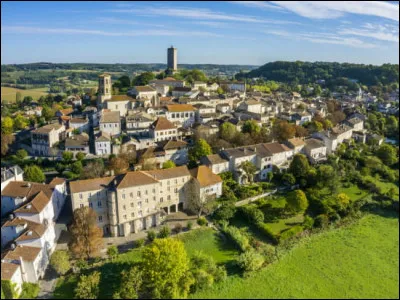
[220,122,237,143]
[109,156,129,175]
[376,144,397,166]
[294,125,308,137]
[16,91,22,104]
[282,173,296,186]
[71,161,83,175]
[68,207,103,259]
[42,105,55,121]
[308,121,323,133]
[186,182,217,217]
[188,138,212,164]
[272,120,295,142]
[16,149,28,160]
[132,72,155,86]
[113,266,143,299]
[1,117,14,134]
[24,165,45,183]
[62,151,73,163]
[239,161,257,183]
[50,250,70,275]
[118,75,131,88]
[286,189,308,213]
[289,154,310,180]
[213,203,236,221]
[74,271,101,299]
[216,87,224,95]
[13,114,28,131]
[335,193,350,210]
[1,134,15,156]
[162,160,176,169]
[76,152,86,161]
[317,165,339,194]
[80,159,105,179]
[142,238,192,299]
[267,171,273,183]
[242,120,260,135]
[107,245,119,261]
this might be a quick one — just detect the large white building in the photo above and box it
[31,123,66,156]
[99,110,121,137]
[165,104,195,128]
[1,177,67,294]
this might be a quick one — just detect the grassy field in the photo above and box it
[1,86,48,102]
[364,175,399,199]
[191,213,399,299]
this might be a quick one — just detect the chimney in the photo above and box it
[8,214,14,220]
[19,256,26,275]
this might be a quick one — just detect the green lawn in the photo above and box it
[264,214,304,235]
[364,176,399,199]
[177,228,238,264]
[191,213,399,299]
[338,184,368,202]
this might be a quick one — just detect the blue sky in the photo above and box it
[1,1,399,65]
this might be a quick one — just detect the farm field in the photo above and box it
[1,86,48,102]
[191,213,399,299]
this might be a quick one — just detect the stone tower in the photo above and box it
[97,73,112,108]
[167,46,177,73]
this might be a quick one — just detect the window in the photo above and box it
[79,193,83,199]
[89,202,93,208]
[138,211,143,217]
[131,202,134,207]
[167,195,171,200]
[131,212,135,217]
[98,201,102,207]
[98,216,103,222]
[175,188,178,193]
[175,179,177,184]
[145,199,149,203]
[153,196,156,201]
[123,215,127,220]
[167,180,170,185]
[123,205,126,210]
[152,189,156,193]
[80,204,84,208]
[137,191,141,197]
[167,187,170,192]
[145,190,148,195]
[138,201,142,208]
[122,194,125,199]
[160,197,163,203]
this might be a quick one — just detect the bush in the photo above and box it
[187,221,193,230]
[157,226,171,238]
[147,230,157,242]
[237,249,265,274]
[19,282,40,299]
[240,205,264,224]
[173,223,183,234]
[258,244,277,264]
[50,250,71,275]
[16,149,28,160]
[135,238,145,248]
[213,203,236,221]
[107,245,119,260]
[314,214,329,228]
[75,259,89,271]
[222,226,249,252]
[303,215,314,230]
[197,217,208,226]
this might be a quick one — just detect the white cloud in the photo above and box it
[260,28,378,48]
[339,28,399,43]
[1,26,221,37]
[94,17,165,27]
[229,1,285,11]
[107,6,300,24]
[271,1,399,21]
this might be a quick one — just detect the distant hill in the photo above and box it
[236,61,399,87]
[1,62,258,74]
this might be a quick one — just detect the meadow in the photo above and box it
[191,213,399,299]
[1,86,48,102]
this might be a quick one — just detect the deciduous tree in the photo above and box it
[69,207,103,259]
[24,165,45,183]
[74,271,101,299]
[286,189,309,213]
[50,250,70,275]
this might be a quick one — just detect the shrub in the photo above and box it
[135,238,145,248]
[303,215,314,230]
[237,249,265,274]
[213,203,236,221]
[19,282,40,299]
[197,217,207,226]
[173,223,183,234]
[157,226,171,238]
[314,214,329,228]
[187,221,193,230]
[75,259,89,271]
[147,230,156,242]
[50,250,71,275]
[258,244,277,264]
[107,245,119,261]
[240,205,265,224]
[16,149,28,160]
[222,226,249,252]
